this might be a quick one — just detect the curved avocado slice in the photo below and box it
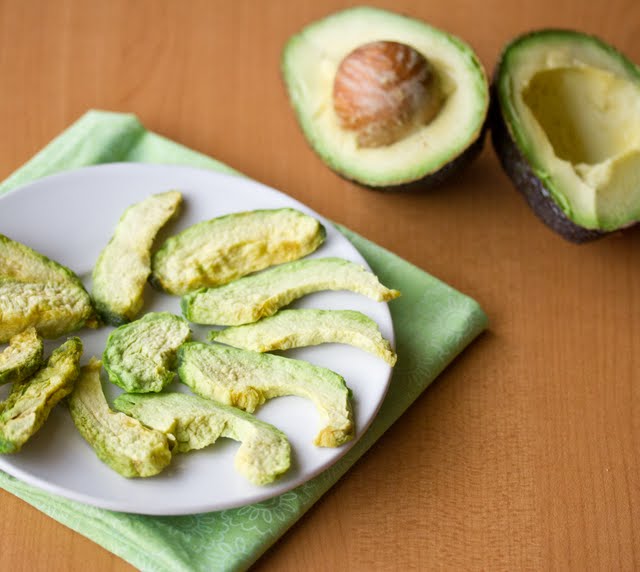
[0,337,82,453]
[0,328,44,385]
[492,30,640,242]
[114,391,291,485]
[92,190,182,325]
[182,257,400,326]
[210,309,397,366]
[0,235,96,336]
[0,234,88,287]
[281,6,489,189]
[0,279,96,343]
[68,359,173,478]
[178,342,353,448]
[150,208,326,296]
[103,312,191,393]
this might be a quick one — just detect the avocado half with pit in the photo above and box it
[281,6,489,190]
[492,30,640,242]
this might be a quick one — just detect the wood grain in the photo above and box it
[0,0,638,570]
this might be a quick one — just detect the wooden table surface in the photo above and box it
[1,0,639,569]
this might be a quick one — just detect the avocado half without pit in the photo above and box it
[281,6,489,190]
[492,30,640,242]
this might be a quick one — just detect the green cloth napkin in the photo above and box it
[0,110,487,572]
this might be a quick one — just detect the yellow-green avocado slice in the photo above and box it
[150,208,326,296]
[281,6,488,189]
[182,257,400,326]
[493,29,640,241]
[92,190,182,325]
[0,337,83,453]
[0,280,95,343]
[0,233,89,287]
[0,235,95,341]
[114,391,291,485]
[69,358,173,478]
[0,328,44,385]
[210,309,397,366]
[103,312,191,393]
[178,342,353,447]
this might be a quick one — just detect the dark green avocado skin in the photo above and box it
[341,127,487,193]
[489,84,606,244]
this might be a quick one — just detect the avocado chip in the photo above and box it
[492,30,640,242]
[68,358,173,478]
[281,6,489,189]
[182,257,400,326]
[150,208,326,296]
[0,327,44,385]
[114,391,291,485]
[103,312,191,393]
[0,235,95,341]
[0,280,95,343]
[92,190,183,325]
[178,342,354,447]
[0,337,83,453]
[0,233,87,287]
[210,309,397,366]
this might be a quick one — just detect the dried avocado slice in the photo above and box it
[0,280,96,343]
[103,312,191,393]
[0,337,83,453]
[150,208,326,295]
[0,328,44,385]
[0,235,96,338]
[92,190,183,325]
[69,358,173,478]
[210,309,397,366]
[182,257,400,326]
[115,391,291,485]
[178,342,353,447]
[0,234,87,287]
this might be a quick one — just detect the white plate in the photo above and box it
[0,163,394,515]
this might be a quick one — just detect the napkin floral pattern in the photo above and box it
[0,111,487,572]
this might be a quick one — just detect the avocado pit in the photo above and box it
[332,41,444,148]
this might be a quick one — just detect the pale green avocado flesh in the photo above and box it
[103,312,191,393]
[150,208,326,296]
[0,235,95,341]
[92,190,182,325]
[0,337,83,454]
[210,309,397,366]
[69,359,173,478]
[0,234,87,287]
[114,391,291,485]
[497,31,640,230]
[0,280,94,343]
[0,328,44,385]
[182,257,400,326]
[282,6,488,187]
[178,342,353,448]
